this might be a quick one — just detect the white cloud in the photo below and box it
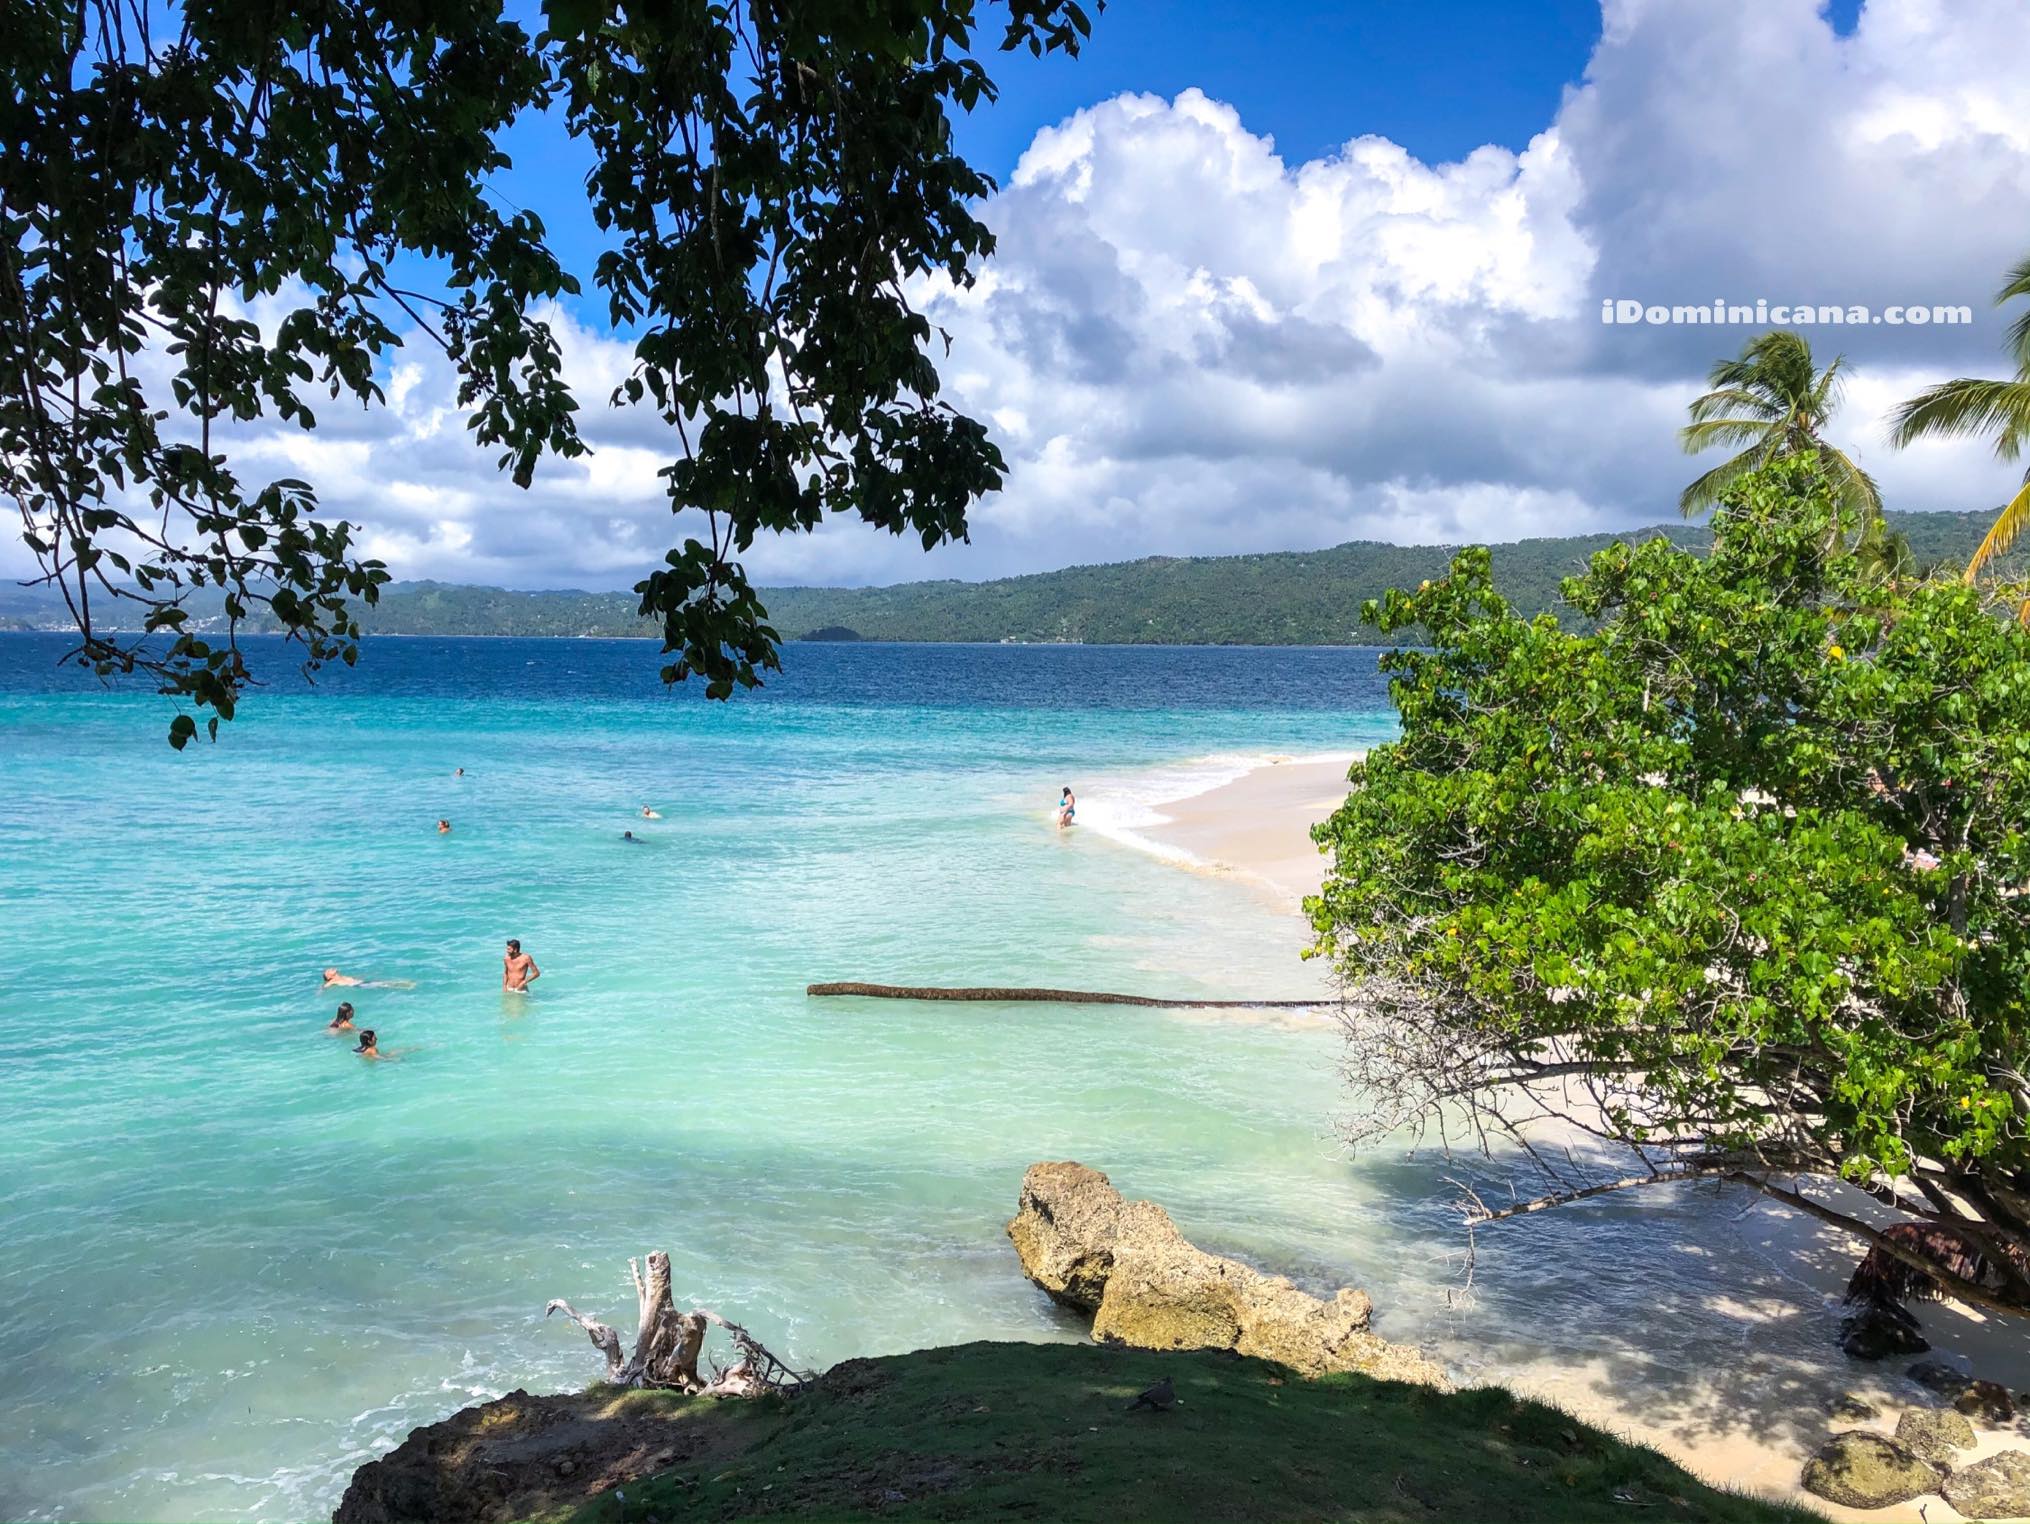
[10,0,2028,593]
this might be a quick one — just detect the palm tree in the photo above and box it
[1679,330,1883,529]
[1889,257,2030,621]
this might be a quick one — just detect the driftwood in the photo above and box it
[807,981,1322,1009]
[545,1252,811,1398]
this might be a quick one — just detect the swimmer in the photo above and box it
[622,829,640,842]
[437,819,452,834]
[454,767,465,777]
[640,805,662,820]
[502,938,541,993]
[321,967,415,991]
[1057,785,1077,829]
[328,1001,356,1032]
[353,1028,384,1059]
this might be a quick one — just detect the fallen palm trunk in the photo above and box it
[546,1252,811,1398]
[807,981,1323,1009]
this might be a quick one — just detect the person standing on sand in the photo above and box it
[502,938,541,993]
[1057,786,1077,829]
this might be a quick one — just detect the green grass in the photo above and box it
[545,1340,1814,1523]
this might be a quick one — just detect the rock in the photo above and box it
[1828,1392,1881,1421]
[1904,1361,2017,1424]
[1909,1358,1973,1395]
[1799,1432,1942,1510]
[1894,1406,1976,1464]
[1944,1450,2030,1521]
[1959,1379,2018,1425]
[1840,1305,1929,1360]
[1005,1160,1125,1312]
[1007,1162,1445,1386]
[333,1387,705,1524]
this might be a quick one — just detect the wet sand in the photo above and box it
[1109,752,2030,1521]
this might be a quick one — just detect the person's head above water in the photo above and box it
[437,819,451,832]
[354,1029,377,1053]
[330,1001,355,1028]
[622,830,635,840]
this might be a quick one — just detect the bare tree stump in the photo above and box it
[546,1252,810,1398]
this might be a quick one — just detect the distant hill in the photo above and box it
[0,510,2006,645]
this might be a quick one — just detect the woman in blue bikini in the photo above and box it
[1057,786,1076,829]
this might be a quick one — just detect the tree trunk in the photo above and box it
[546,1252,808,1397]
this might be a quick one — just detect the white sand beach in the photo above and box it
[1095,751,2030,1521]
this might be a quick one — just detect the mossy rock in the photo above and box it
[1944,1450,2030,1522]
[1894,1406,1975,1464]
[1800,1431,1942,1509]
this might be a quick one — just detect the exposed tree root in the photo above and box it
[807,981,1322,1009]
[546,1252,812,1398]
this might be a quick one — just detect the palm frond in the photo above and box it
[1821,446,1884,522]
[1966,475,2030,582]
[1998,255,2030,374]
[1679,450,1758,517]
[1890,378,2030,458]
[1686,387,1775,425]
[1679,418,1778,454]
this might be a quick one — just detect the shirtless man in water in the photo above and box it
[502,938,541,993]
[322,967,363,989]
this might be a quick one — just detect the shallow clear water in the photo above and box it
[1,637,1420,1522]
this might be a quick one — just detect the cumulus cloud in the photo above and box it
[10,0,2027,592]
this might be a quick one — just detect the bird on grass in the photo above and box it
[1125,1376,1177,1413]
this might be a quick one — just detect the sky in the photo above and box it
[29,0,2028,593]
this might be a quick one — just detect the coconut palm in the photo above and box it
[1889,257,2030,621]
[1679,330,1883,528]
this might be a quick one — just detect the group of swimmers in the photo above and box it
[321,937,540,1061]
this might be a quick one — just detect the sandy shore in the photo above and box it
[1113,753,1358,908]
[1105,751,2030,1521]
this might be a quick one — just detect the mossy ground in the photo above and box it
[537,1340,1814,1524]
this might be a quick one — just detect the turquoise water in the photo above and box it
[3,636,1433,1522]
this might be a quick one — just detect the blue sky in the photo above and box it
[67,0,2026,593]
[496,0,1612,330]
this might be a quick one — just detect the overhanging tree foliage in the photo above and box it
[1,0,1092,744]
[1307,456,2030,1317]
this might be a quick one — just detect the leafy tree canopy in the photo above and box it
[1308,455,2030,1311]
[0,0,1092,743]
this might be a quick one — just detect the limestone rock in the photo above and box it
[1894,1406,1975,1464]
[1799,1432,1942,1510]
[1007,1161,1444,1386]
[1828,1392,1880,1421]
[1004,1160,1125,1312]
[1958,1379,2017,1425]
[1944,1450,2030,1522]
[1904,1361,2017,1424]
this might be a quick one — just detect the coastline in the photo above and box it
[1096,749,2030,1522]
[1080,751,1361,909]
